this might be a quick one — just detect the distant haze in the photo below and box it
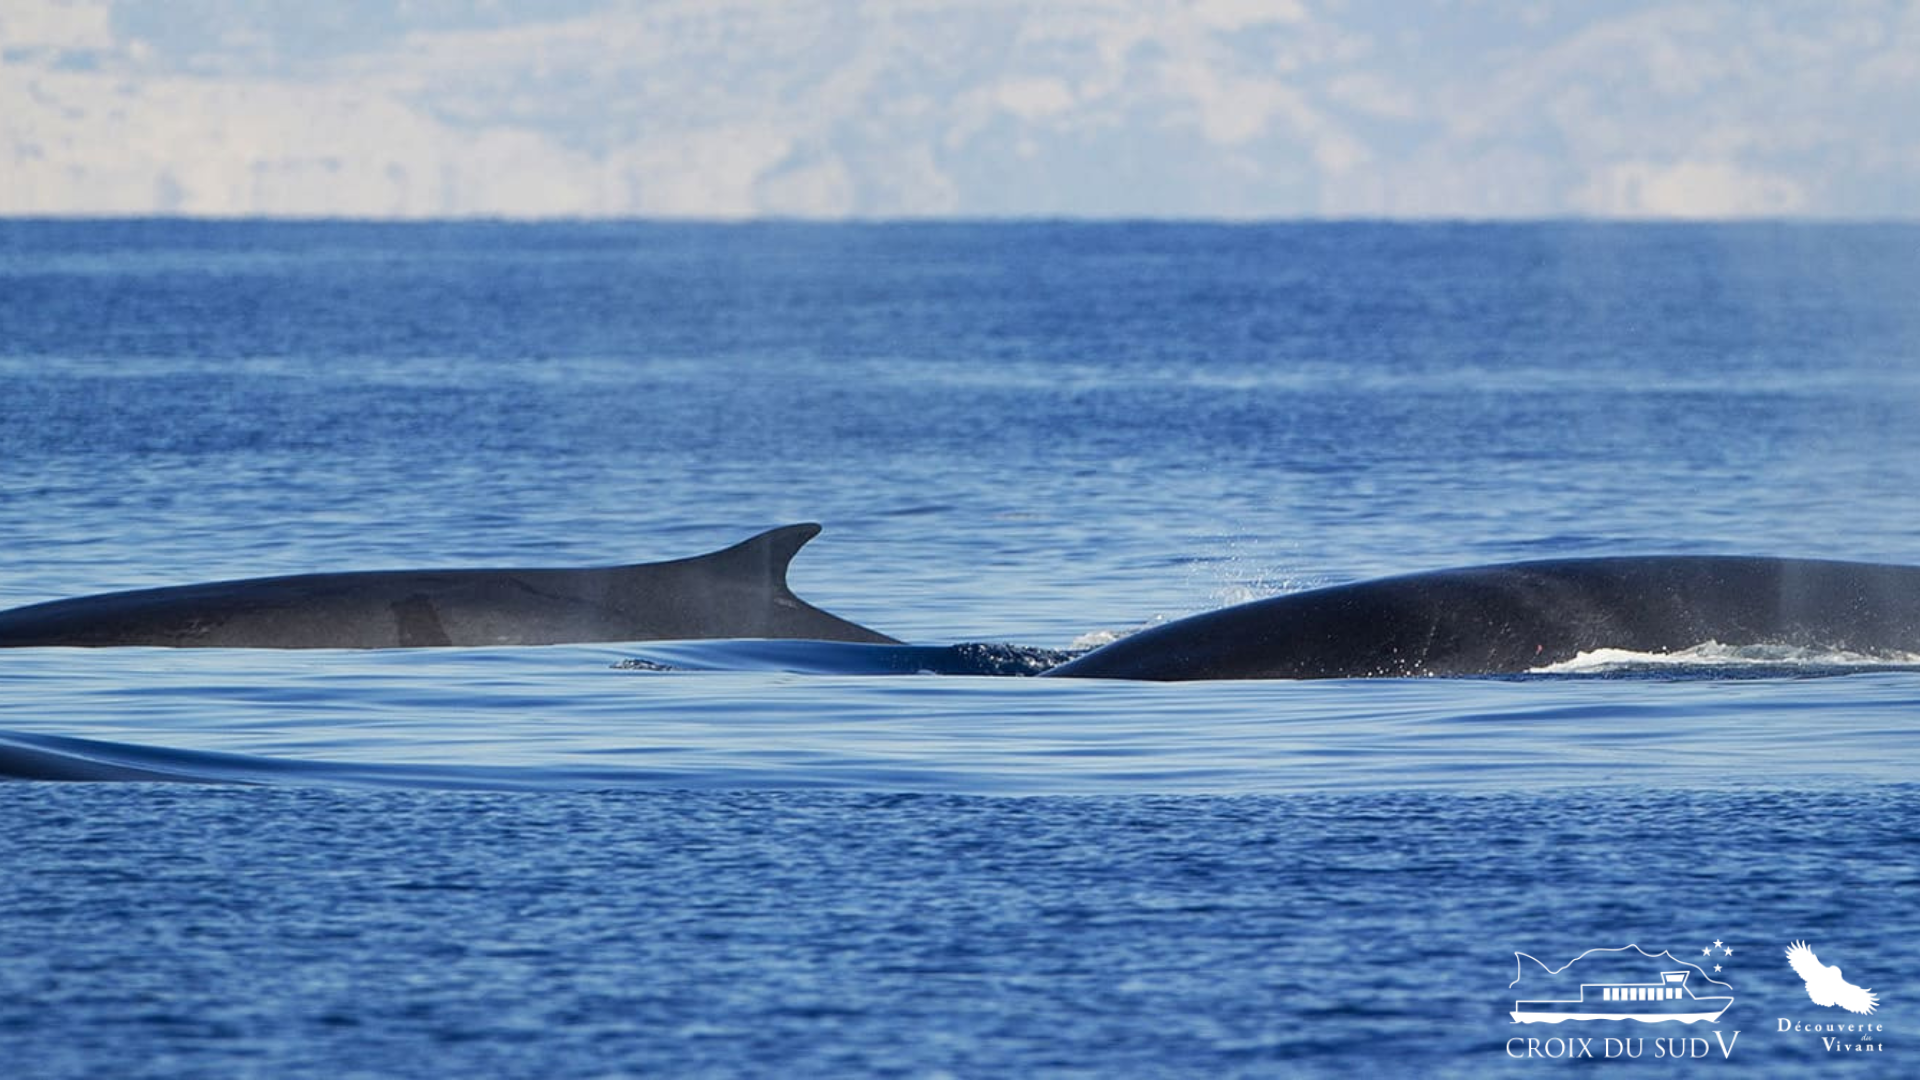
[4,0,1917,219]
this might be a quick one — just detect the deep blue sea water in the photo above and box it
[2,220,1919,1076]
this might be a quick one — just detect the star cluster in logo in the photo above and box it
[1700,938,1733,973]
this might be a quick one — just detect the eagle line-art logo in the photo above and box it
[1785,941,1880,1015]
[1510,943,1734,1024]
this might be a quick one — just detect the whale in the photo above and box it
[0,524,898,649]
[1040,556,1920,680]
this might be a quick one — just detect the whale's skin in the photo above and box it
[1041,556,1920,681]
[0,524,898,649]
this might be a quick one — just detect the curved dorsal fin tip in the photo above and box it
[707,523,823,581]
[745,522,822,555]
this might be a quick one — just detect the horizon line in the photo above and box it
[4,213,1917,228]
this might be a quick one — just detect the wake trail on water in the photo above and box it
[7,638,1920,788]
[610,640,1074,676]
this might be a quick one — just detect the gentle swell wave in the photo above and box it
[0,729,711,789]
[0,730,263,783]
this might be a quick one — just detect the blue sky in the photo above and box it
[3,0,1916,218]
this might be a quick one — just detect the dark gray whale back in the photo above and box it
[0,524,898,649]
[1042,556,1920,680]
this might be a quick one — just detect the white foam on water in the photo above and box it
[1536,640,1920,674]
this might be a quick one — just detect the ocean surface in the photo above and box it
[2,219,1917,1076]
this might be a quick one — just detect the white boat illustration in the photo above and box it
[1512,970,1733,1024]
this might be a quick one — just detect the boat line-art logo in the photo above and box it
[1511,943,1735,1024]
[1506,942,1741,1061]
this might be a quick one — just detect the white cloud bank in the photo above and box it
[2,0,1917,219]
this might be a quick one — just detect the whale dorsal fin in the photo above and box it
[680,523,821,589]
[671,523,898,643]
